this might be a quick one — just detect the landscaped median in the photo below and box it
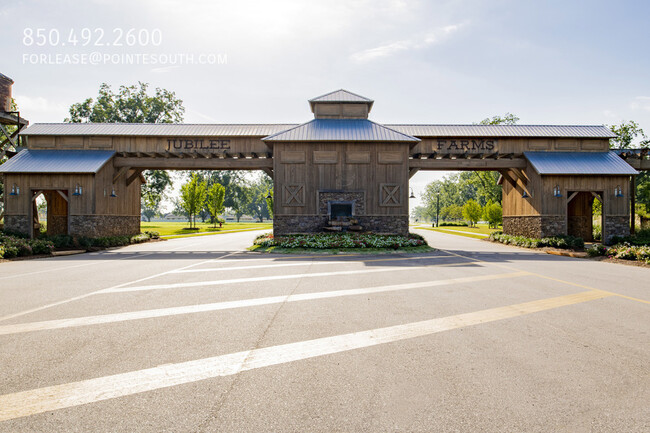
[0,230,161,260]
[141,221,272,238]
[586,229,650,265]
[488,232,585,250]
[249,232,433,254]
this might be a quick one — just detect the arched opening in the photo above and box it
[31,189,69,238]
[567,191,603,242]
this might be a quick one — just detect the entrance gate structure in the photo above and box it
[2,89,647,242]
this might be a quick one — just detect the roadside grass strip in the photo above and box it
[0,271,529,336]
[98,261,479,294]
[0,289,612,421]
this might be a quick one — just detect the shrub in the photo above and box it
[29,239,54,255]
[439,222,468,227]
[587,244,607,257]
[130,233,150,244]
[489,232,583,250]
[254,232,428,249]
[0,245,4,259]
[144,230,160,239]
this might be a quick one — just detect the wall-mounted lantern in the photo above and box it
[9,184,19,196]
[72,184,83,196]
[553,185,562,198]
[409,188,416,199]
[110,187,117,198]
[614,185,624,197]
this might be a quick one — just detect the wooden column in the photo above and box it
[631,175,636,235]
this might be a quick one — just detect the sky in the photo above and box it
[2,0,650,211]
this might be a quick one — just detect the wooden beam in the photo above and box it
[127,169,143,186]
[261,168,274,179]
[497,170,517,188]
[409,158,527,170]
[0,124,16,147]
[114,157,273,170]
[56,190,68,202]
[511,168,528,186]
[409,168,420,179]
[112,166,129,184]
[567,191,579,203]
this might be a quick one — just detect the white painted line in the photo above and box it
[99,261,478,294]
[0,271,529,336]
[172,254,453,273]
[0,248,239,323]
[0,289,612,421]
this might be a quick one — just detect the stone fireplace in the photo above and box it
[328,201,354,219]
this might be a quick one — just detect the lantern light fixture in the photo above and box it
[72,184,83,196]
[614,185,623,197]
[110,188,117,198]
[409,188,416,199]
[553,185,562,198]
[9,184,19,196]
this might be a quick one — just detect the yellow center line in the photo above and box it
[0,289,612,422]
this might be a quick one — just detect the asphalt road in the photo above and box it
[0,229,648,432]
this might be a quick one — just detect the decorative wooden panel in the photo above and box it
[581,140,605,150]
[61,136,84,148]
[282,184,305,206]
[30,136,55,148]
[379,183,401,206]
[89,137,112,149]
[528,139,552,151]
[555,139,578,150]
[280,151,306,163]
[346,151,371,164]
[313,151,338,164]
[378,151,403,164]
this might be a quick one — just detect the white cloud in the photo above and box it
[13,94,69,122]
[350,23,465,63]
[630,96,650,112]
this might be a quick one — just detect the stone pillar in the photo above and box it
[4,215,30,236]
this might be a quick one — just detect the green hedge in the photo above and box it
[587,243,650,263]
[488,232,584,250]
[0,230,160,259]
[254,232,427,249]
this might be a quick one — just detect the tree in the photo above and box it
[66,82,182,219]
[245,175,273,222]
[440,204,463,221]
[66,82,184,123]
[607,120,649,149]
[462,200,483,227]
[141,170,172,222]
[478,113,520,125]
[179,174,207,228]
[206,183,226,227]
[231,184,251,222]
[484,201,503,228]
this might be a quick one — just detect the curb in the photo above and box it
[546,250,588,258]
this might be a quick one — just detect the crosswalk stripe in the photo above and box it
[99,261,476,294]
[0,289,612,421]
[0,272,529,336]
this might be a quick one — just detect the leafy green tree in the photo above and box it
[231,184,251,222]
[478,113,520,126]
[66,82,182,218]
[66,82,184,123]
[180,174,207,228]
[462,199,483,227]
[484,201,503,228]
[206,183,226,227]
[440,204,463,221]
[607,120,649,149]
[245,175,273,222]
[141,170,172,221]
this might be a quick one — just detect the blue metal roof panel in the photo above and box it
[524,151,638,175]
[309,89,373,103]
[263,119,419,142]
[0,149,115,173]
[21,123,299,137]
[387,124,617,138]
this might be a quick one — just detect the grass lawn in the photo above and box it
[415,223,501,240]
[141,221,272,238]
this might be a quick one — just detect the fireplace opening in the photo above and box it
[328,201,354,219]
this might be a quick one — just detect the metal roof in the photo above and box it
[387,124,617,138]
[308,89,373,103]
[263,119,419,142]
[524,151,638,175]
[21,123,298,137]
[20,123,617,139]
[0,149,115,174]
